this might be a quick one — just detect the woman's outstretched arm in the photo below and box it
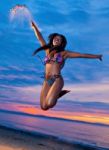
[65,51,102,61]
[31,21,49,55]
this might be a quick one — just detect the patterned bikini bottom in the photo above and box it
[45,74,62,86]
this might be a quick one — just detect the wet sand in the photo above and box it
[0,125,98,150]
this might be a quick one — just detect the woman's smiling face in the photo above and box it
[52,35,62,46]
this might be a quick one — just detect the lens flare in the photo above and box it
[9,4,32,25]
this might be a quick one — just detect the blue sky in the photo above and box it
[0,0,109,107]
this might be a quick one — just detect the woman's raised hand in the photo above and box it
[98,54,103,61]
[30,21,36,29]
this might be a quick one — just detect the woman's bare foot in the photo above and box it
[58,90,70,99]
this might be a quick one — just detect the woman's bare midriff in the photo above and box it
[45,62,62,79]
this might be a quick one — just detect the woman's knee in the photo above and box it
[40,103,49,111]
[46,97,57,108]
[40,98,56,110]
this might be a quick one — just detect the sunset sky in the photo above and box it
[0,0,109,126]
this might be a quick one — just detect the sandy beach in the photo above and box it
[0,125,79,150]
[0,125,97,150]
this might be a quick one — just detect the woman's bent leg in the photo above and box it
[40,80,51,110]
[45,76,64,108]
[40,76,67,110]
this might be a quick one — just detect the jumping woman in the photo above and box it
[31,21,102,111]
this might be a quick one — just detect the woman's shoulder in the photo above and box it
[61,50,68,58]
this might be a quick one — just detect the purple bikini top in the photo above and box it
[44,53,64,65]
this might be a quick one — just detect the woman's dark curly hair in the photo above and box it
[32,33,67,56]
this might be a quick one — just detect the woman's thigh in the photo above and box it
[46,77,64,106]
[40,80,51,105]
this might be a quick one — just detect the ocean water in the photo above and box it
[0,101,109,149]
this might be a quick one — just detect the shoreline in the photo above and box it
[0,125,106,150]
